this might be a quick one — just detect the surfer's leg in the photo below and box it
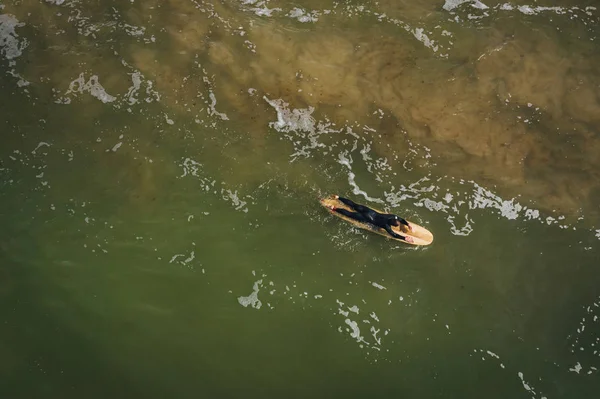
[338,197,371,214]
[334,208,368,223]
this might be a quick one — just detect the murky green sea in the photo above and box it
[1,0,600,398]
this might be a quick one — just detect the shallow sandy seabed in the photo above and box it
[2,0,600,220]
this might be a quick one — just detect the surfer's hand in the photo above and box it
[407,223,413,231]
[328,205,335,210]
[404,236,414,243]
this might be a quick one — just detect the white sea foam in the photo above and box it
[61,73,116,103]
[238,279,263,309]
[0,14,27,60]
[345,319,362,340]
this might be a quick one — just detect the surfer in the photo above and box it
[327,196,414,242]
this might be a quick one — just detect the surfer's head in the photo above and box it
[391,216,409,227]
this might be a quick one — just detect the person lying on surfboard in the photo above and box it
[327,196,414,243]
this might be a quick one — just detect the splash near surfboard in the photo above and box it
[320,195,434,246]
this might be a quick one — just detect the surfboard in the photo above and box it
[320,195,434,246]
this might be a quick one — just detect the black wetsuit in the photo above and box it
[334,197,410,240]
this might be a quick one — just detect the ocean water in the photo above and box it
[1,1,599,398]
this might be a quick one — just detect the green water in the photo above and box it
[1,0,600,398]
